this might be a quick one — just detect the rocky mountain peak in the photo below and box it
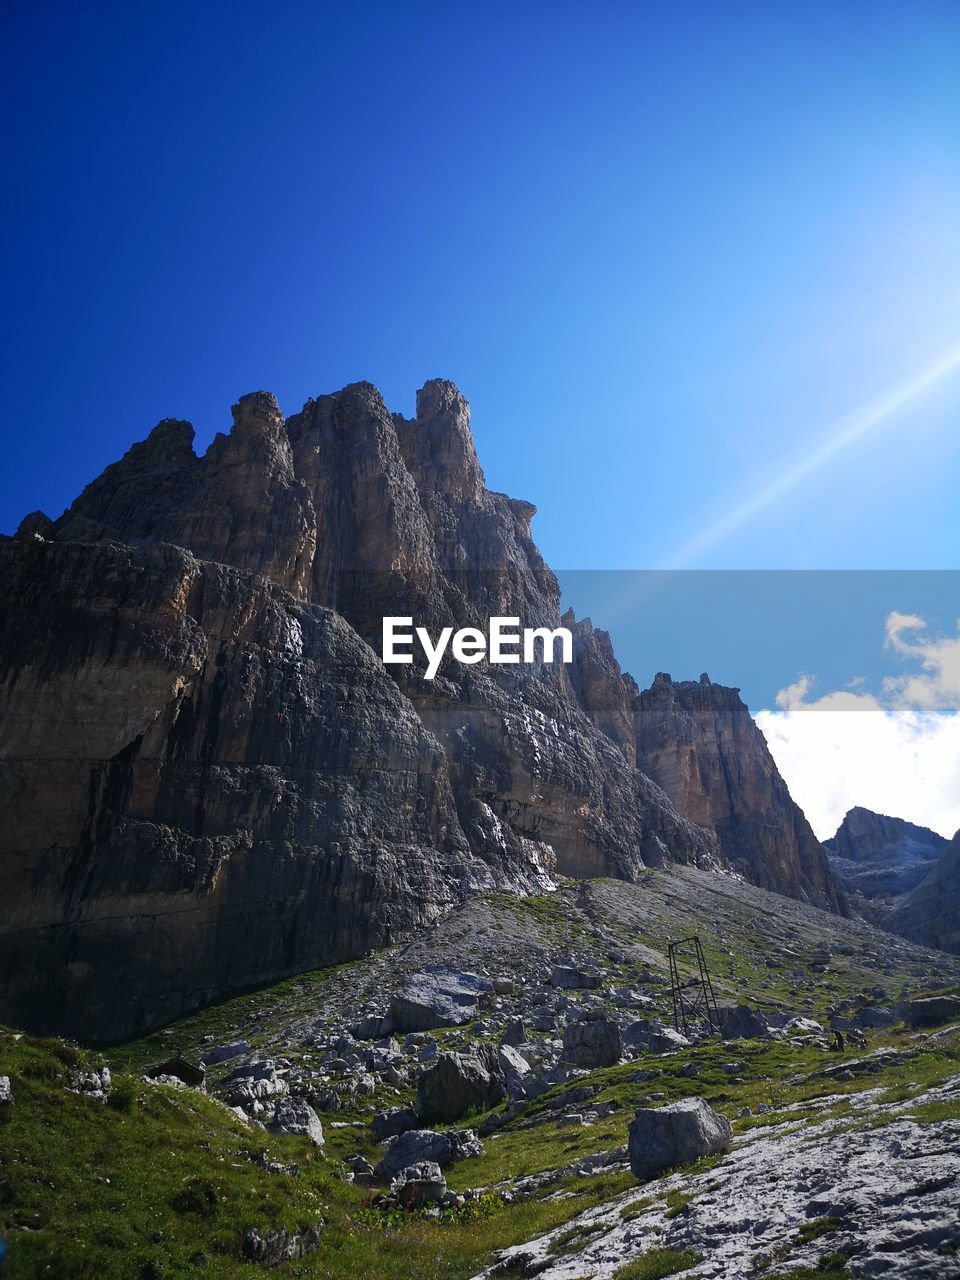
[230,389,285,433]
[827,806,946,863]
[0,378,723,1040]
[14,509,56,540]
[630,673,843,911]
[397,378,485,502]
[140,417,197,460]
[824,805,947,928]
[0,377,848,1041]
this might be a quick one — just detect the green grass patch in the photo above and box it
[662,1190,695,1219]
[620,1197,653,1222]
[795,1216,844,1245]
[612,1247,702,1279]
[548,1219,606,1255]
[0,1030,662,1280]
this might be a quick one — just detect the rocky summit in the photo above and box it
[825,806,947,922]
[824,807,960,956]
[1,379,841,1043]
[632,672,844,912]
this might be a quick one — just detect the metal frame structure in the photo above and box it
[667,934,722,1038]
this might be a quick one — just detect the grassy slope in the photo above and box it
[3,871,959,1278]
[3,1018,958,1279]
[0,1031,647,1280]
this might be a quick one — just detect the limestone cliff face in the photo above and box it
[889,833,960,955]
[825,807,946,923]
[2,379,716,1041]
[630,673,844,912]
[0,539,478,1041]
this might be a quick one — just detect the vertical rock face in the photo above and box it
[1,378,721,1041]
[824,807,946,921]
[565,612,637,767]
[889,833,960,955]
[630,673,844,911]
[0,539,470,1041]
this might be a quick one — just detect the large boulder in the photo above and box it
[628,1097,732,1179]
[416,1046,505,1122]
[271,1096,325,1146]
[375,1127,482,1180]
[624,1019,689,1055]
[896,995,960,1028]
[551,964,601,989]
[497,1043,531,1081]
[390,1161,447,1209]
[371,1107,420,1142]
[390,967,492,1032]
[562,1014,623,1068]
[501,1018,527,1046]
[718,1005,770,1040]
[0,1076,12,1105]
[201,1040,250,1066]
[856,1006,896,1029]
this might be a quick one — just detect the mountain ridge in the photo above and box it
[0,379,843,1041]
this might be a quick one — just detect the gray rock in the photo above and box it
[416,1046,505,1122]
[349,1155,375,1184]
[502,1018,527,1046]
[68,1066,112,1101]
[857,1006,896,1028]
[783,1016,824,1036]
[497,1043,531,1079]
[563,1015,623,1068]
[242,1223,323,1264]
[500,1078,960,1278]
[375,1127,482,1180]
[628,1096,732,1179]
[624,1020,689,1055]
[390,966,492,1032]
[531,1014,557,1032]
[352,1013,394,1040]
[551,964,601,989]
[371,1107,419,1141]
[201,1040,250,1066]
[390,1160,447,1209]
[718,1005,770,1039]
[896,995,960,1028]
[271,1096,324,1146]
[0,1076,12,1105]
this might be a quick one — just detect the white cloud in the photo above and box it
[755,612,960,841]
[882,611,960,710]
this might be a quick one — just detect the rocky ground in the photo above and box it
[484,1075,960,1279]
[21,864,942,1278]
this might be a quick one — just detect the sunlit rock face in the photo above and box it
[2,379,719,1041]
[630,673,845,912]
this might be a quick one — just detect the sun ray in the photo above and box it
[663,341,960,568]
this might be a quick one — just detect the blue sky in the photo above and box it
[4,1,960,836]
[4,0,960,571]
